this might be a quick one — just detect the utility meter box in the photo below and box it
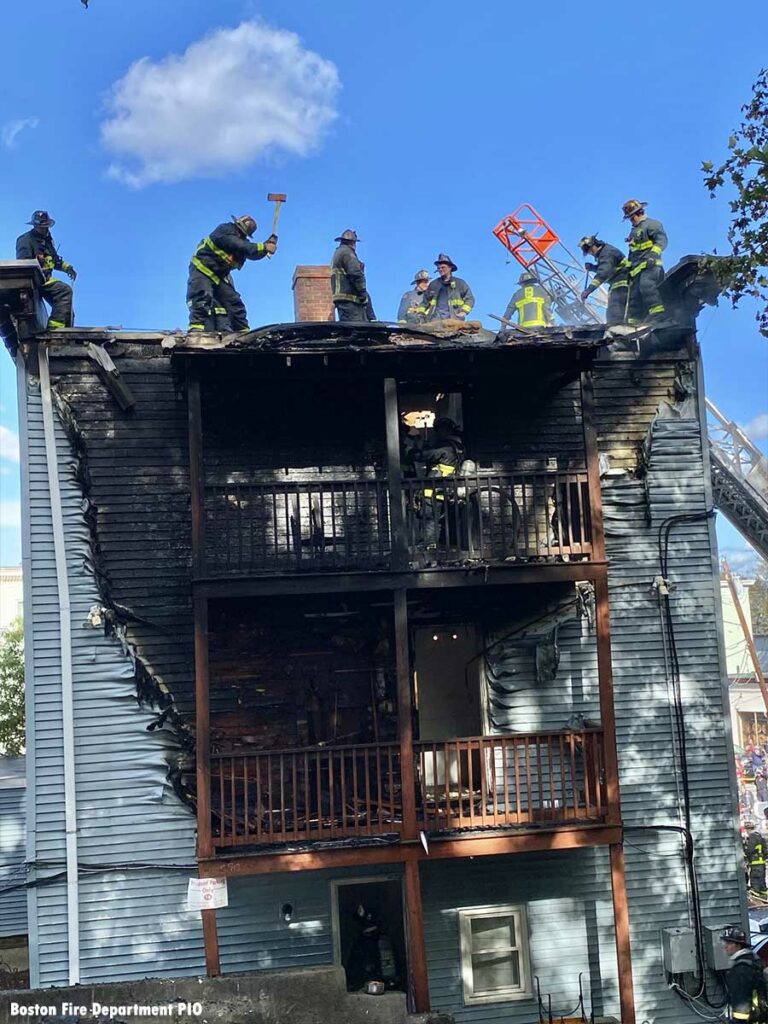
[703,925,732,971]
[661,927,697,973]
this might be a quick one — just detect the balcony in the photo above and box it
[201,471,593,578]
[208,729,606,849]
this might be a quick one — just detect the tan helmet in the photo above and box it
[412,269,430,285]
[622,199,648,220]
[579,235,599,254]
[233,215,257,237]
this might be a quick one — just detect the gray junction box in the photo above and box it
[703,924,732,971]
[661,927,697,974]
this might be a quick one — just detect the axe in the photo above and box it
[267,192,287,235]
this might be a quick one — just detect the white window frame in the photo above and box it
[458,904,532,1005]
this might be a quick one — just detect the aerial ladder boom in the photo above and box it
[707,399,768,561]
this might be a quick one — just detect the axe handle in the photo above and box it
[272,201,283,236]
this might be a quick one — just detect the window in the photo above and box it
[458,905,532,1004]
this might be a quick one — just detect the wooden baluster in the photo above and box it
[363,748,372,835]
[315,751,324,838]
[578,733,591,817]
[557,734,567,820]
[328,749,336,836]
[501,738,511,825]
[547,735,556,821]
[568,733,579,817]
[255,757,263,841]
[352,747,360,835]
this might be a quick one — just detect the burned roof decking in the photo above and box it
[36,319,610,359]
[173,319,609,357]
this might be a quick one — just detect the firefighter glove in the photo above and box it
[265,239,277,255]
[580,289,590,302]
[62,263,77,281]
[585,263,597,273]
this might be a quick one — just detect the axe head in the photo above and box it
[267,193,287,203]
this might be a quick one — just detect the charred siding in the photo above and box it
[50,354,196,717]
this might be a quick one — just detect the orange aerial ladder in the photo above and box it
[493,204,608,326]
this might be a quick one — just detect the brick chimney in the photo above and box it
[292,265,334,322]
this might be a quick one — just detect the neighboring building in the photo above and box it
[0,565,23,631]
[5,258,745,1023]
[721,576,768,747]
[0,757,28,985]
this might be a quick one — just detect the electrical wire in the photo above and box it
[652,510,726,1009]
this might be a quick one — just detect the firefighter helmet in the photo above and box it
[29,210,55,228]
[335,229,359,243]
[622,199,648,220]
[412,269,430,284]
[434,253,458,272]
[233,215,257,237]
[719,925,750,947]
[519,271,537,284]
[579,235,599,254]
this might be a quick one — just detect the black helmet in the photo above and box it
[519,271,537,284]
[29,210,55,228]
[434,416,459,434]
[335,229,359,243]
[719,925,750,947]
[579,235,599,254]
[434,252,458,272]
[232,215,257,237]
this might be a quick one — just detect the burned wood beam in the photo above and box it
[86,342,136,411]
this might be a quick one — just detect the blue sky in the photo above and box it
[0,0,766,570]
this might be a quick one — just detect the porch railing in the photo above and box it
[402,471,593,564]
[203,478,391,574]
[414,729,605,831]
[200,471,592,575]
[209,730,606,848]
[210,742,403,847]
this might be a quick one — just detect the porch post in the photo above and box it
[188,367,219,976]
[404,859,430,1013]
[384,377,408,570]
[610,843,636,1024]
[395,589,417,839]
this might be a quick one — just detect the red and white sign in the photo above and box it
[187,877,228,911]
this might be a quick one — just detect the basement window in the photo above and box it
[458,905,532,1005]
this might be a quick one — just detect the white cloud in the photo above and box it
[101,20,340,188]
[742,413,768,441]
[1,117,39,150]
[0,501,20,529]
[0,427,20,464]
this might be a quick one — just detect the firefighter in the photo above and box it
[397,269,430,324]
[719,926,768,1023]
[504,271,554,328]
[331,230,375,322]
[420,255,474,321]
[622,199,668,324]
[579,235,629,326]
[418,417,465,554]
[744,820,768,899]
[186,215,277,333]
[16,211,77,329]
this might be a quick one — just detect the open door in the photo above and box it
[333,878,407,993]
[414,625,483,791]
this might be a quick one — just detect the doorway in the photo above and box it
[332,878,407,993]
[414,624,483,742]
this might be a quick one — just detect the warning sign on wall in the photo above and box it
[187,877,229,911]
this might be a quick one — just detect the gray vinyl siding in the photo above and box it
[603,415,744,1023]
[0,760,27,937]
[421,850,619,1023]
[217,863,401,975]
[22,376,205,987]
